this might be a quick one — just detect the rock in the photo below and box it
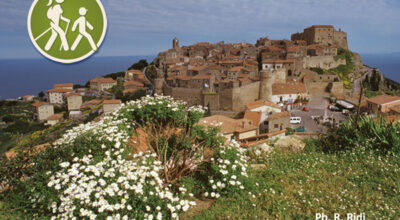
[253,143,272,155]
[274,135,305,152]
[250,164,267,170]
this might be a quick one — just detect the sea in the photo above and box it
[0,54,398,99]
[0,55,154,100]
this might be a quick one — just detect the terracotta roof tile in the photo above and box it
[124,80,144,87]
[246,100,281,109]
[267,111,290,120]
[54,83,73,88]
[272,82,307,95]
[90,77,115,83]
[367,95,400,105]
[244,111,262,125]
[103,99,121,104]
[47,88,73,93]
[198,115,257,134]
[47,113,63,121]
[65,93,82,98]
[32,101,51,107]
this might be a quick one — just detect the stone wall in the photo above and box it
[203,93,220,110]
[163,83,203,107]
[305,82,330,94]
[330,82,344,94]
[303,56,346,69]
[232,82,260,112]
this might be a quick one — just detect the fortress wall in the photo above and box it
[305,82,330,94]
[203,94,220,110]
[163,83,203,106]
[219,89,234,111]
[232,82,260,112]
[303,56,346,69]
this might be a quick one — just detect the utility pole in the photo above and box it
[355,80,363,129]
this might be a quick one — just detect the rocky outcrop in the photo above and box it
[274,135,305,152]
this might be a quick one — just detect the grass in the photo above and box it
[186,146,400,219]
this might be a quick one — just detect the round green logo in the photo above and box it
[27,0,107,64]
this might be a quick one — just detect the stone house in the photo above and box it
[246,99,281,113]
[125,69,143,80]
[244,100,283,134]
[265,111,291,133]
[89,77,116,92]
[33,102,54,122]
[272,82,308,104]
[366,95,400,114]
[22,95,35,101]
[190,74,215,90]
[54,83,73,90]
[46,113,63,126]
[188,66,209,76]
[102,99,121,114]
[65,93,83,111]
[198,115,258,141]
[47,88,73,104]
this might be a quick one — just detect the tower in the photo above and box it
[173,37,179,49]
[259,69,275,101]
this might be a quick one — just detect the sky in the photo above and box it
[1,0,400,59]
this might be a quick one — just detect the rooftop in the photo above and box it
[54,83,73,88]
[103,99,121,105]
[198,115,257,134]
[65,92,82,98]
[243,111,262,125]
[47,113,64,121]
[246,99,281,110]
[90,77,115,84]
[367,95,400,105]
[272,82,307,95]
[32,101,51,108]
[267,111,291,120]
[46,88,73,93]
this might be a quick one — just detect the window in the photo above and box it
[274,124,279,128]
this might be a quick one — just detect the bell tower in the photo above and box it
[173,37,179,49]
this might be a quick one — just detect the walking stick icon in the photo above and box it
[59,20,70,51]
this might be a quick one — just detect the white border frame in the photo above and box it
[27,0,108,64]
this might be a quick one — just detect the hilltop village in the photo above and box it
[3,25,400,153]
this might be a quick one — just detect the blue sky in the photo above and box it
[1,0,400,59]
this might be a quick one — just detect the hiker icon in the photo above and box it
[34,0,70,51]
[71,7,97,51]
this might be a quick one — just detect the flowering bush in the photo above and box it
[203,140,250,198]
[0,95,232,219]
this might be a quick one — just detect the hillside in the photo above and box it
[1,96,400,219]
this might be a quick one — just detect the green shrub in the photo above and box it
[319,116,400,154]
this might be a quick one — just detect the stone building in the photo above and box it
[366,95,400,114]
[65,93,83,111]
[102,99,122,114]
[47,88,73,104]
[33,102,54,122]
[89,77,116,92]
[46,113,63,126]
[198,115,258,141]
[291,25,348,49]
[272,82,308,104]
[265,111,291,133]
